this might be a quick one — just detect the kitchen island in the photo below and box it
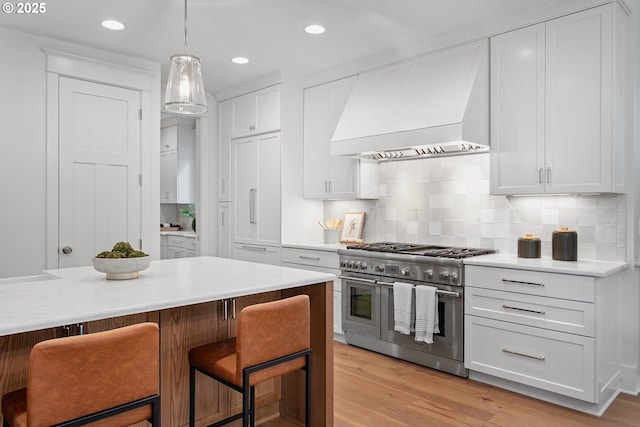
[0,256,335,427]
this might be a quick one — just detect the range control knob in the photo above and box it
[439,271,450,281]
[341,260,349,268]
[353,261,361,269]
[424,269,433,280]
[348,261,356,269]
[360,262,368,270]
[450,272,459,283]
[375,264,385,273]
[400,268,410,277]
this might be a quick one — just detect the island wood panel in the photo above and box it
[281,281,334,427]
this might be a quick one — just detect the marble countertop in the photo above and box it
[464,253,628,277]
[0,256,335,337]
[282,242,348,252]
[160,230,196,237]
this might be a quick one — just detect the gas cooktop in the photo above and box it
[345,242,495,259]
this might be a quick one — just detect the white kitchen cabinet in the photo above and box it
[281,246,342,334]
[232,243,281,266]
[218,202,231,258]
[303,76,378,200]
[490,4,626,195]
[161,234,197,259]
[465,264,622,414]
[160,120,196,203]
[218,100,232,201]
[231,86,281,138]
[232,132,280,247]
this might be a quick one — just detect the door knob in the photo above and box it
[62,246,73,254]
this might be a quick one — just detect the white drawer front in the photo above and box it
[281,247,339,269]
[166,236,184,247]
[465,265,595,302]
[465,316,595,401]
[184,238,197,250]
[466,287,594,336]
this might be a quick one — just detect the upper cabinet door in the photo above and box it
[490,23,546,195]
[490,4,625,195]
[303,76,377,200]
[545,6,612,194]
[231,86,281,138]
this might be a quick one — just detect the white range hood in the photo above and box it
[330,39,489,161]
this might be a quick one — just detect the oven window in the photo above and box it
[350,287,373,320]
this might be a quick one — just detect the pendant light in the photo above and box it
[163,0,208,115]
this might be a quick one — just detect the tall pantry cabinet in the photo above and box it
[218,86,283,265]
[490,3,626,195]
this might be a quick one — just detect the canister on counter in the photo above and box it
[517,233,541,258]
[552,227,578,261]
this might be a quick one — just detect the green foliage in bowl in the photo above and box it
[95,241,148,259]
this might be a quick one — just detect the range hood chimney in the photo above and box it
[330,39,489,161]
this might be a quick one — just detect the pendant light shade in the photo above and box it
[163,0,208,115]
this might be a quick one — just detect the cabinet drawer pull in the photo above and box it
[502,348,545,361]
[299,255,321,261]
[502,304,546,315]
[538,168,543,184]
[547,167,551,184]
[502,278,545,287]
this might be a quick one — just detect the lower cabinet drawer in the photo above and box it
[184,238,197,251]
[281,247,339,269]
[465,316,595,402]
[233,244,281,266]
[465,287,594,336]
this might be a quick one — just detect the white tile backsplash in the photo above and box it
[324,153,626,261]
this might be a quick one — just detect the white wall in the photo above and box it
[0,28,48,278]
[0,27,161,278]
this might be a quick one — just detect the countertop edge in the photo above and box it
[464,254,628,277]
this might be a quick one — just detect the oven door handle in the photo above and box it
[338,275,378,285]
[339,276,461,298]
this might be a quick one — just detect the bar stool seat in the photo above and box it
[188,295,311,427]
[1,322,160,427]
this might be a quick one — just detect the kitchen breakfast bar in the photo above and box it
[0,256,335,427]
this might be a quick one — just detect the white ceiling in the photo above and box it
[0,0,559,93]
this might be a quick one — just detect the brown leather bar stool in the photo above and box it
[1,322,160,427]
[189,294,311,427]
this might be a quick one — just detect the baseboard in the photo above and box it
[620,363,640,395]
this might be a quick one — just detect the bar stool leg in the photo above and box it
[305,352,312,427]
[250,385,256,427]
[189,366,196,427]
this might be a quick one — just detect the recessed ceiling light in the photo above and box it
[101,20,126,31]
[232,57,249,64]
[304,24,325,35]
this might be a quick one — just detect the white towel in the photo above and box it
[393,282,414,335]
[414,285,439,344]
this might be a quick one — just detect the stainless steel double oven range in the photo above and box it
[339,242,494,377]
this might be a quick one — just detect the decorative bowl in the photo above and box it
[92,256,151,280]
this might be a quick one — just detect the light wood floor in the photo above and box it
[333,342,640,427]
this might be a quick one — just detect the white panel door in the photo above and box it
[545,6,611,193]
[232,136,258,243]
[490,23,546,195]
[255,133,280,246]
[58,77,141,268]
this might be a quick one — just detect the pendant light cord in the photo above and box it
[183,0,188,53]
